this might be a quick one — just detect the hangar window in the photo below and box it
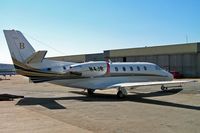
[115,67,118,72]
[137,66,140,71]
[122,67,126,71]
[47,68,51,71]
[123,57,126,62]
[144,66,147,71]
[130,66,133,71]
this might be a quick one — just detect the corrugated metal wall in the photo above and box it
[197,53,200,77]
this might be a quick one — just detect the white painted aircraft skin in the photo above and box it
[3,30,196,98]
[48,62,173,89]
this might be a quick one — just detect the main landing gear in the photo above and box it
[87,89,95,95]
[87,88,128,98]
[117,87,128,98]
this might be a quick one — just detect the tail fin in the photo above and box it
[3,30,35,63]
[3,30,68,80]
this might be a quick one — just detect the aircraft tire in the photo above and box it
[87,89,95,95]
[161,85,168,91]
[117,90,125,98]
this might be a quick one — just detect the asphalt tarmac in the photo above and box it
[0,75,199,133]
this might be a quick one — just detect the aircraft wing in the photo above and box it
[108,80,197,88]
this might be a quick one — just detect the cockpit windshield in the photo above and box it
[155,65,162,70]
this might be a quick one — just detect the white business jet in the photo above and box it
[3,30,195,98]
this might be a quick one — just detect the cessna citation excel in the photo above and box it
[4,30,196,98]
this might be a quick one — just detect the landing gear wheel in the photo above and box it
[117,87,128,98]
[87,89,95,95]
[117,90,125,98]
[161,85,168,91]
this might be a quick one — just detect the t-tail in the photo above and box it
[4,30,45,75]
[4,30,35,64]
[3,30,73,81]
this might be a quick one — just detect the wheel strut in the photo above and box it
[87,89,95,95]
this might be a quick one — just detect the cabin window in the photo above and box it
[89,67,93,71]
[115,67,118,72]
[137,66,140,71]
[130,66,133,71]
[144,66,147,71]
[122,67,126,71]
[99,66,104,71]
[47,68,51,71]
[63,66,66,70]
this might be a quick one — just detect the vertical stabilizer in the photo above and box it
[4,30,35,63]
[3,29,72,80]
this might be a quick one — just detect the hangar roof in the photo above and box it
[106,42,200,57]
[48,54,85,63]
[48,42,200,62]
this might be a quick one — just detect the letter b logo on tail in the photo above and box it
[19,43,25,49]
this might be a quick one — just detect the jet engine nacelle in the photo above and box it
[69,62,109,77]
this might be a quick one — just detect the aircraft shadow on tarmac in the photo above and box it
[16,88,200,111]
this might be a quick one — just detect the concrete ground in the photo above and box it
[0,75,199,133]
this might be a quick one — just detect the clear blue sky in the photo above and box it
[0,0,200,63]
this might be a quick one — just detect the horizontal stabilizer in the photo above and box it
[25,50,47,64]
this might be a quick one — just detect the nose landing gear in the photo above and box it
[161,85,168,91]
[161,84,183,92]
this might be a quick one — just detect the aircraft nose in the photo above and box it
[168,72,174,80]
[163,70,173,81]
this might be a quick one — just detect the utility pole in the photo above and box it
[186,34,188,43]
